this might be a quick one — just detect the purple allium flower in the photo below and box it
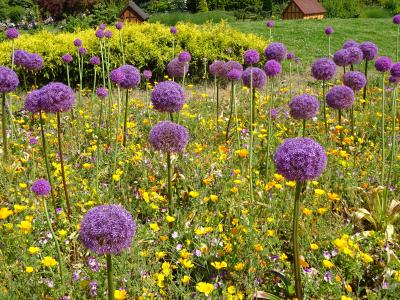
[242,67,266,89]
[375,56,392,72]
[0,66,19,93]
[178,51,191,63]
[24,89,42,113]
[343,40,359,49]
[227,69,242,81]
[170,26,177,34]
[324,26,334,35]
[95,29,104,39]
[167,58,189,78]
[209,60,226,77]
[244,49,260,65]
[104,30,113,38]
[333,49,350,67]
[24,53,44,71]
[116,22,123,30]
[274,138,327,182]
[73,39,82,47]
[31,179,51,196]
[96,87,108,98]
[287,52,295,60]
[264,42,287,62]
[89,56,100,65]
[99,23,106,30]
[343,71,366,91]
[78,47,87,55]
[224,60,243,77]
[289,94,319,120]
[311,58,336,81]
[6,28,19,39]
[266,20,275,28]
[79,204,136,255]
[264,59,282,77]
[390,62,400,77]
[62,54,73,64]
[110,69,125,85]
[347,46,364,65]
[359,41,378,61]
[40,82,75,113]
[143,70,152,81]
[13,49,29,67]
[149,121,189,153]
[112,65,140,89]
[326,85,355,109]
[389,76,400,84]
[151,81,185,113]
[393,14,400,25]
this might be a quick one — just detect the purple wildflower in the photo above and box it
[151,81,185,113]
[143,70,152,81]
[24,89,42,113]
[264,59,282,77]
[96,87,108,98]
[116,22,123,30]
[311,58,336,81]
[73,39,82,47]
[343,40,359,49]
[89,56,100,65]
[287,52,295,60]
[0,66,19,93]
[390,62,400,77]
[95,29,104,39]
[167,58,189,78]
[112,65,140,89]
[6,28,19,39]
[224,60,243,78]
[104,30,113,38]
[333,49,350,67]
[89,281,97,296]
[149,121,189,153]
[289,94,319,120]
[389,76,400,84]
[209,60,226,77]
[375,57,392,72]
[264,42,287,62]
[274,138,327,182]
[242,67,266,89]
[266,20,274,28]
[99,23,106,30]
[343,71,366,91]
[87,257,100,272]
[110,69,125,85]
[393,14,400,25]
[227,69,242,81]
[13,50,29,67]
[24,53,44,71]
[170,26,177,34]
[78,47,87,55]
[31,179,51,196]
[40,82,75,113]
[62,54,73,64]
[178,51,191,63]
[359,41,378,61]
[347,46,364,65]
[326,85,355,109]
[325,26,334,35]
[244,49,260,65]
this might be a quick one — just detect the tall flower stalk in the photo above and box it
[1,93,8,161]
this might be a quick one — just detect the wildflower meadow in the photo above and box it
[1,15,400,300]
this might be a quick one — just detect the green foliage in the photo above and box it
[198,0,209,12]
[91,2,119,24]
[262,0,273,12]
[321,0,363,18]
[149,10,235,25]
[360,6,392,18]
[6,5,25,22]
[384,0,400,14]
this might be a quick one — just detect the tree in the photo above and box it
[198,0,208,12]
[262,0,272,12]
[186,0,198,12]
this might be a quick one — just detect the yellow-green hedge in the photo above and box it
[0,22,268,83]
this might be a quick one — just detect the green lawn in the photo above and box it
[230,18,397,66]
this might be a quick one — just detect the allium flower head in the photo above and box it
[287,52,295,60]
[41,82,75,113]
[311,58,336,81]
[104,30,113,38]
[264,59,282,77]
[99,23,106,30]
[0,66,19,93]
[227,69,242,81]
[167,58,189,78]
[359,41,378,61]
[326,85,355,109]
[143,70,152,81]
[14,50,29,67]
[95,29,104,39]
[96,87,108,98]
[209,60,226,77]
[244,49,260,65]
[89,56,100,65]
[149,121,189,153]
[389,76,400,84]
[343,40,359,49]
[178,51,191,63]
[375,56,392,72]
[325,26,334,35]
[79,204,137,255]
[274,138,327,182]
[116,22,123,30]
[110,69,125,85]
[343,71,366,91]
[266,20,274,28]
[6,28,19,39]
[24,89,42,113]
[24,53,44,71]
[346,46,363,65]
[224,60,243,77]
[112,65,140,89]
[333,49,350,67]
[390,62,400,77]
[73,39,82,47]
[393,14,400,25]
[242,67,266,89]
[151,81,185,113]
[264,42,287,62]
[78,47,87,55]
[289,94,319,120]
[62,54,73,64]
[170,26,177,34]
[31,179,51,197]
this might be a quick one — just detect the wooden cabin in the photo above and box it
[282,0,325,20]
[118,1,149,23]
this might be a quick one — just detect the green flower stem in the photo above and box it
[119,30,125,65]
[216,78,219,130]
[39,111,57,212]
[381,74,386,185]
[123,89,130,147]
[2,93,8,161]
[350,106,355,136]
[56,112,72,219]
[114,86,122,171]
[249,65,254,206]
[397,26,399,61]
[66,64,70,87]
[167,152,173,213]
[172,37,175,60]
[106,254,114,300]
[265,80,274,179]
[328,36,331,57]
[92,68,97,95]
[100,41,106,88]
[322,80,328,137]
[42,196,64,283]
[289,61,292,99]
[363,60,368,103]
[302,119,306,138]
[293,181,304,300]
[11,40,15,70]
[233,84,240,150]
[226,80,235,142]
[338,109,342,140]
[77,50,82,107]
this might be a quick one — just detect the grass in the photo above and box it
[230,18,397,67]
[149,10,235,25]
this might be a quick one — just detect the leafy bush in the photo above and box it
[321,0,362,18]
[360,6,392,18]
[0,22,267,83]
[384,0,400,14]
[149,10,235,25]
[5,5,25,22]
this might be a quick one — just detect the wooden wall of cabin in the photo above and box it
[282,2,304,19]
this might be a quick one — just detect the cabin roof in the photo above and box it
[118,1,149,20]
[285,0,326,15]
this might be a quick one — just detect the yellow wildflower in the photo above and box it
[310,243,319,250]
[25,266,34,273]
[114,289,127,300]
[211,261,227,270]
[18,220,32,234]
[41,256,57,267]
[28,246,40,255]
[323,259,334,269]
[234,262,245,271]
[181,275,190,284]
[196,282,214,296]
[0,207,13,219]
